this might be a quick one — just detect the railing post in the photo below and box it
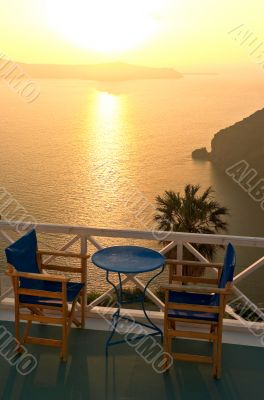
[0,273,13,303]
[177,241,183,277]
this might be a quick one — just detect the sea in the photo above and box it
[0,73,263,303]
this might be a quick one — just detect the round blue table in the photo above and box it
[92,245,165,351]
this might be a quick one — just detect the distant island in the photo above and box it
[192,108,264,176]
[17,61,182,81]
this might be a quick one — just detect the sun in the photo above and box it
[43,0,164,53]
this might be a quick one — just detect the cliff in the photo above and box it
[211,108,264,174]
[192,108,264,175]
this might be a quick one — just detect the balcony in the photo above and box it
[0,221,264,399]
[0,320,263,400]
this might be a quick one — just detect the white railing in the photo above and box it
[0,221,264,327]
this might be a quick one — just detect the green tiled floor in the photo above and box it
[0,321,263,400]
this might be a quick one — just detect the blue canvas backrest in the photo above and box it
[5,229,39,274]
[218,243,236,289]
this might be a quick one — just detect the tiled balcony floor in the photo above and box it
[0,321,263,400]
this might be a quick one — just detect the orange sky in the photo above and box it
[1,0,264,72]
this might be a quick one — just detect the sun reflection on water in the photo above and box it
[96,92,119,122]
[86,89,134,164]
[91,91,125,146]
[84,90,133,220]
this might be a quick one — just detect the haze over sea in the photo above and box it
[0,74,263,301]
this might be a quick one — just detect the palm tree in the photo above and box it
[154,184,229,276]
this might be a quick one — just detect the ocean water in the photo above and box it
[0,74,263,301]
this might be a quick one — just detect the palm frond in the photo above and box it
[154,184,230,275]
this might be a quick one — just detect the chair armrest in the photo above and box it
[162,284,230,295]
[6,270,70,283]
[165,260,223,269]
[38,250,90,259]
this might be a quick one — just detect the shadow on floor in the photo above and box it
[0,321,263,400]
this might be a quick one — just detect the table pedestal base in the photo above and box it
[105,267,164,353]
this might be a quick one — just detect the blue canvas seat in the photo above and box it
[163,243,236,378]
[19,281,84,307]
[5,229,89,361]
[168,291,217,306]
[168,291,219,321]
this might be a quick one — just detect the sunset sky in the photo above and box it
[1,0,264,71]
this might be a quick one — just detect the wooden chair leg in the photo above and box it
[169,319,176,330]
[163,314,172,371]
[61,320,68,362]
[215,324,223,379]
[212,326,218,377]
[163,333,169,368]
[15,315,20,344]
[23,320,32,344]
[168,335,172,359]
[209,324,214,342]
[61,284,69,362]
[81,289,85,328]
[14,301,21,347]
[15,306,27,354]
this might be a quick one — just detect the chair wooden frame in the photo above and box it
[6,249,89,361]
[163,260,233,378]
